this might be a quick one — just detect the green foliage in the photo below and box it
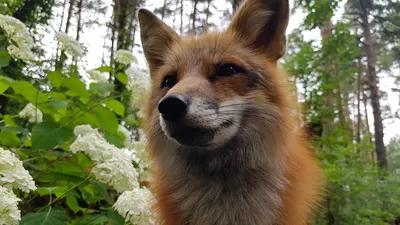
[0,14,145,223]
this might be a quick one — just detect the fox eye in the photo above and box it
[216,63,243,77]
[161,74,177,89]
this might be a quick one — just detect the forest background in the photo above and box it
[0,0,400,224]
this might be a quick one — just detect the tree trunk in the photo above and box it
[127,0,138,50]
[360,0,388,169]
[65,0,76,34]
[356,58,362,145]
[232,0,241,14]
[55,0,75,70]
[320,20,336,141]
[180,0,184,34]
[191,0,198,35]
[59,0,67,32]
[76,0,84,42]
[161,0,167,20]
[204,0,212,32]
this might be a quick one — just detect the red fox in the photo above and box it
[138,0,324,224]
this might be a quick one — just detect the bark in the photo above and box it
[59,0,67,32]
[76,0,84,42]
[320,20,336,140]
[55,0,75,70]
[180,0,184,34]
[161,0,167,20]
[204,0,212,32]
[191,0,198,34]
[127,0,138,50]
[356,58,362,145]
[65,0,76,33]
[360,0,388,169]
[232,0,241,14]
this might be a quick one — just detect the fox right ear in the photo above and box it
[138,9,180,73]
[227,0,289,61]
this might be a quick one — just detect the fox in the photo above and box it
[138,0,325,224]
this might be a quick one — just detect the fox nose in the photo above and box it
[158,94,189,121]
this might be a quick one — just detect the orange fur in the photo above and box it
[139,0,325,224]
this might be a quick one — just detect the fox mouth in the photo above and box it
[162,119,235,148]
[170,126,216,147]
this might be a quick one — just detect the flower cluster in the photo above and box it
[125,66,150,112]
[0,148,36,225]
[56,32,83,58]
[70,125,156,224]
[0,15,34,61]
[0,148,37,192]
[87,69,108,83]
[115,49,137,65]
[0,186,21,225]
[18,103,43,123]
[113,188,157,225]
[70,125,139,193]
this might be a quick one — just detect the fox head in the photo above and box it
[139,0,294,165]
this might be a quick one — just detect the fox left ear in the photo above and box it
[227,0,289,61]
[138,9,181,74]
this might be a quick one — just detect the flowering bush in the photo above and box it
[0,15,154,225]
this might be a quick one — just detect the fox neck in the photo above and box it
[157,134,288,225]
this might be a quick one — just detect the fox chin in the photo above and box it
[139,0,325,225]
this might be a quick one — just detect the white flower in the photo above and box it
[73,125,98,136]
[7,45,34,61]
[114,188,157,225]
[87,69,108,83]
[70,125,140,192]
[70,132,115,161]
[118,125,132,147]
[55,32,83,58]
[0,148,36,192]
[115,49,136,64]
[92,151,139,193]
[18,103,43,123]
[0,15,34,61]
[125,67,150,110]
[0,186,21,225]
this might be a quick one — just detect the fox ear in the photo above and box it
[138,9,180,73]
[227,0,289,61]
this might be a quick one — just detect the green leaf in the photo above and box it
[36,186,69,196]
[106,211,125,225]
[47,71,62,88]
[0,129,20,147]
[49,99,68,110]
[49,91,67,100]
[0,50,11,68]
[37,173,85,184]
[66,193,80,213]
[0,75,14,94]
[79,182,105,204]
[90,181,111,202]
[31,121,74,149]
[95,66,112,73]
[62,77,89,99]
[52,161,86,177]
[20,207,69,225]
[104,132,125,148]
[3,114,17,127]
[104,99,125,116]
[95,106,118,134]
[70,215,109,225]
[90,83,114,96]
[115,72,128,85]
[12,81,49,104]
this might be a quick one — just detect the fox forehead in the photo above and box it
[155,33,268,79]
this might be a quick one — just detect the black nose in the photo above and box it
[158,94,189,121]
